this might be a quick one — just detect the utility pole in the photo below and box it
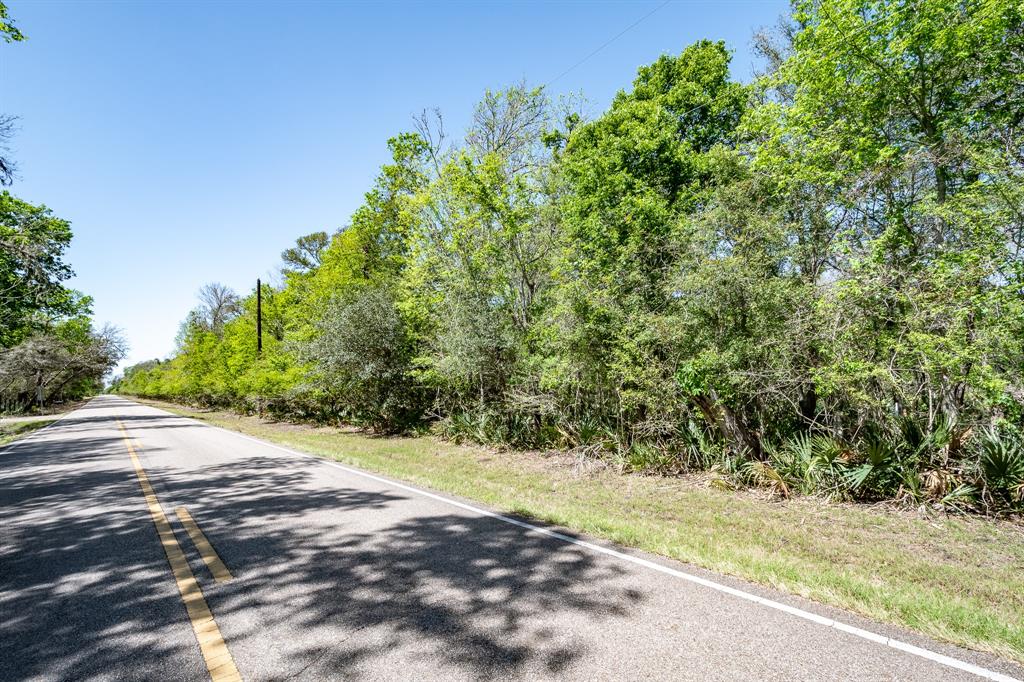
[256,278,263,356]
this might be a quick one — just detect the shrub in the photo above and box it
[298,288,426,433]
[978,428,1024,509]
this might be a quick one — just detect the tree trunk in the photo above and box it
[799,382,817,426]
[693,392,762,458]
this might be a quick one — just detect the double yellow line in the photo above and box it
[117,420,241,682]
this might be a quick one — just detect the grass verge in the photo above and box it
[140,398,1024,664]
[0,419,56,446]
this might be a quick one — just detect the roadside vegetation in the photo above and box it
[0,418,55,446]
[118,0,1024,516]
[139,398,1024,663]
[0,5,124,414]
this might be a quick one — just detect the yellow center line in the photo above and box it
[117,420,242,682]
[176,506,234,583]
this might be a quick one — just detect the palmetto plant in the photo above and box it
[624,441,680,474]
[843,432,898,496]
[557,415,608,448]
[870,416,962,505]
[767,432,852,498]
[978,428,1024,508]
[677,418,720,470]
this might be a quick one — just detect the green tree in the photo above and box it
[0,192,84,346]
[404,84,561,438]
[552,40,747,444]
[116,0,1024,510]
[750,0,1024,442]
[0,320,125,410]
[0,1,24,43]
[300,287,423,431]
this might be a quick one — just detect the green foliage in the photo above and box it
[120,0,1024,513]
[546,40,754,454]
[300,288,424,432]
[0,189,118,412]
[621,441,680,475]
[978,428,1024,509]
[0,1,24,43]
[0,317,125,412]
[0,191,82,346]
[281,231,329,273]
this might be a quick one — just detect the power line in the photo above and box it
[544,0,672,89]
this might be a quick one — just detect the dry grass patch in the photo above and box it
[0,419,56,446]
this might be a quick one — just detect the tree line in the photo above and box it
[0,5,125,413]
[117,0,1024,513]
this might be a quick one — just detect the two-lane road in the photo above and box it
[2,396,1021,681]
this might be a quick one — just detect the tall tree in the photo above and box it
[749,0,1024,437]
[553,40,748,444]
[0,321,125,409]
[196,282,241,337]
[0,192,82,346]
[0,2,25,185]
[281,231,330,273]
[406,84,559,417]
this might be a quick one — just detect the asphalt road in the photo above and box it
[2,396,1022,681]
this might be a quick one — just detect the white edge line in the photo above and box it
[0,397,97,455]
[125,397,1022,682]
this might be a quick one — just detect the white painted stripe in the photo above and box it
[0,398,93,455]
[133,399,1022,682]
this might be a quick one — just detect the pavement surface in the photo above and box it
[2,395,1022,681]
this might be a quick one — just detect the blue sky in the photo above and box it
[2,0,787,371]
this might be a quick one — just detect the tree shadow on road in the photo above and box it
[1,408,645,681]
[159,455,645,679]
[1,426,199,680]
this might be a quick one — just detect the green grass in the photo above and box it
[0,419,56,446]
[142,399,1024,664]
